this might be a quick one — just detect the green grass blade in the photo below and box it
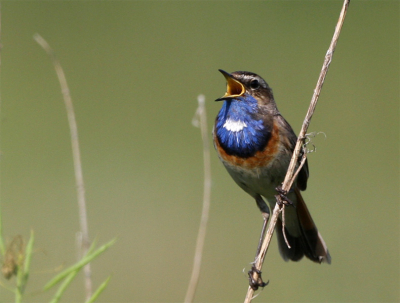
[48,270,79,303]
[87,238,97,255]
[44,238,115,290]
[15,231,35,302]
[15,287,22,303]
[23,230,35,276]
[84,276,111,303]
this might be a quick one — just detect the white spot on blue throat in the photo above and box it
[223,118,247,132]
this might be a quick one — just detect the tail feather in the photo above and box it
[276,218,304,262]
[276,188,331,264]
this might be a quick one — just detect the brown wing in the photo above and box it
[275,114,309,191]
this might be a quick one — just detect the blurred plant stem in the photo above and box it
[33,33,92,300]
[0,225,34,301]
[185,94,211,303]
[0,3,5,257]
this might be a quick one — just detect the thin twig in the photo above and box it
[184,94,212,303]
[289,153,308,189]
[244,0,350,301]
[0,3,5,256]
[33,34,92,300]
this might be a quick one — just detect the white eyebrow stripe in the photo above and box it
[223,118,247,132]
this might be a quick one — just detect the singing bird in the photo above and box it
[213,70,331,265]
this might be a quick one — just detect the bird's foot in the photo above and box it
[275,185,294,206]
[248,266,269,290]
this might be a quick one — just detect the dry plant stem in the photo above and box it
[33,34,92,300]
[184,95,212,303]
[244,1,350,302]
[0,3,5,256]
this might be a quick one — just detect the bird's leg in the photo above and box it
[275,185,294,206]
[254,195,270,257]
[248,196,270,290]
[255,212,269,258]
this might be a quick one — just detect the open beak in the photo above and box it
[215,69,245,101]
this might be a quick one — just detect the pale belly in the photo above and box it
[222,156,302,236]
[221,153,291,204]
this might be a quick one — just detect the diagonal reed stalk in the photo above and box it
[244,0,350,301]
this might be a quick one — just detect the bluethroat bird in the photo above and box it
[213,70,331,269]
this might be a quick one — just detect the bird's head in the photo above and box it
[215,70,276,111]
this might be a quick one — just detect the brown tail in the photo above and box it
[275,188,331,264]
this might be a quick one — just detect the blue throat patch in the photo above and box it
[216,95,270,158]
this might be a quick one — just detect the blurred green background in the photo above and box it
[0,1,398,302]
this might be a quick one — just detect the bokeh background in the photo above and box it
[1,1,398,302]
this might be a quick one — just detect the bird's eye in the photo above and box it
[250,79,260,89]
